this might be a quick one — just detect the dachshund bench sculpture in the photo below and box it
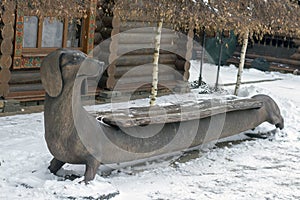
[41,49,284,183]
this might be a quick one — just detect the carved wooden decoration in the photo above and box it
[83,0,97,55]
[0,1,16,97]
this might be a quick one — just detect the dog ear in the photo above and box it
[40,49,64,97]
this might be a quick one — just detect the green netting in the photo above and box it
[205,31,237,65]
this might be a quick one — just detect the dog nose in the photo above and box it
[275,120,284,130]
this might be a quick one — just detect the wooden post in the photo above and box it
[150,19,163,106]
[83,0,97,55]
[198,29,206,87]
[234,30,249,96]
[0,1,16,97]
[215,31,223,90]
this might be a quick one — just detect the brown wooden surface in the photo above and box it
[98,50,178,65]
[106,76,116,89]
[227,57,300,72]
[118,32,178,44]
[0,55,13,69]
[98,41,177,57]
[0,1,16,98]
[101,14,188,92]
[0,69,11,83]
[114,64,177,78]
[97,98,263,128]
[0,83,10,97]
[1,38,14,56]
[9,70,41,84]
[117,44,177,56]
[105,63,116,75]
[111,80,183,92]
[9,83,44,92]
[233,52,300,66]
[115,53,177,66]
[1,12,15,25]
[2,24,14,41]
[290,53,300,60]
[114,74,177,85]
[6,90,45,102]
[175,59,186,71]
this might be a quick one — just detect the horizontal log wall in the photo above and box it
[94,2,190,92]
[228,38,300,72]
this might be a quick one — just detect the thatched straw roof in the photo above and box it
[114,0,300,40]
[1,0,299,39]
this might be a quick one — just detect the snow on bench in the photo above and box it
[96,97,263,128]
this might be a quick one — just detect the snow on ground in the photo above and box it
[0,63,300,199]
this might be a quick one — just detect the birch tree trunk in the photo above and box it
[234,30,249,96]
[150,19,163,106]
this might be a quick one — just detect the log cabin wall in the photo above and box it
[227,35,300,73]
[0,1,15,98]
[0,1,97,102]
[0,0,191,103]
[94,0,191,94]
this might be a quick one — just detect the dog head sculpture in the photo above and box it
[252,94,284,130]
[41,48,103,98]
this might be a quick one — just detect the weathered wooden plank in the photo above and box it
[97,98,263,127]
[109,80,181,92]
[118,32,178,44]
[9,70,41,84]
[233,52,300,66]
[114,64,177,78]
[114,43,178,56]
[9,83,44,92]
[114,74,177,84]
[115,53,177,66]
[6,90,45,102]
[97,49,178,65]
[98,41,177,56]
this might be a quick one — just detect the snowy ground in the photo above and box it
[1,63,300,199]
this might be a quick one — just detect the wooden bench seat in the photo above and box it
[97,97,263,128]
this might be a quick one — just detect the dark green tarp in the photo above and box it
[204,31,237,65]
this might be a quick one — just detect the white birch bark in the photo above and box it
[150,19,163,106]
[234,30,249,96]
